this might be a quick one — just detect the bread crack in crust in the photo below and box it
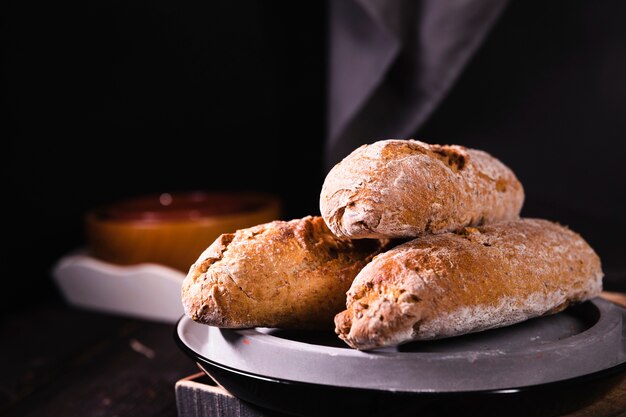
[182,216,392,330]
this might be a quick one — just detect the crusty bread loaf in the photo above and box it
[334,218,603,350]
[320,139,525,239]
[181,215,391,330]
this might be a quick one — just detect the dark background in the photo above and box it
[3,0,626,314]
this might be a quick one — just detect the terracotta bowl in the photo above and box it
[85,191,282,272]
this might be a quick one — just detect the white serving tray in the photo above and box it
[52,249,186,323]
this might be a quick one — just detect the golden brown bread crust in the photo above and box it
[320,139,525,239]
[334,218,603,350]
[181,215,391,330]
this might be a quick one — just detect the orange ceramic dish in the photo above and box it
[85,191,281,272]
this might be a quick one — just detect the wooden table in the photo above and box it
[0,298,198,417]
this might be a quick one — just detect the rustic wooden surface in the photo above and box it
[0,299,198,417]
[563,377,626,417]
[175,372,292,417]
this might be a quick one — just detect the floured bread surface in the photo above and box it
[320,139,524,239]
[334,218,603,350]
[182,216,391,330]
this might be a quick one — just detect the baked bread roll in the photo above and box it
[335,218,603,350]
[181,215,391,330]
[320,139,525,239]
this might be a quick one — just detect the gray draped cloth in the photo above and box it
[326,0,510,170]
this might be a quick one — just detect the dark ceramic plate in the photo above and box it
[174,298,626,417]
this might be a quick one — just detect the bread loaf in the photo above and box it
[181,215,391,330]
[320,139,524,239]
[334,218,603,350]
